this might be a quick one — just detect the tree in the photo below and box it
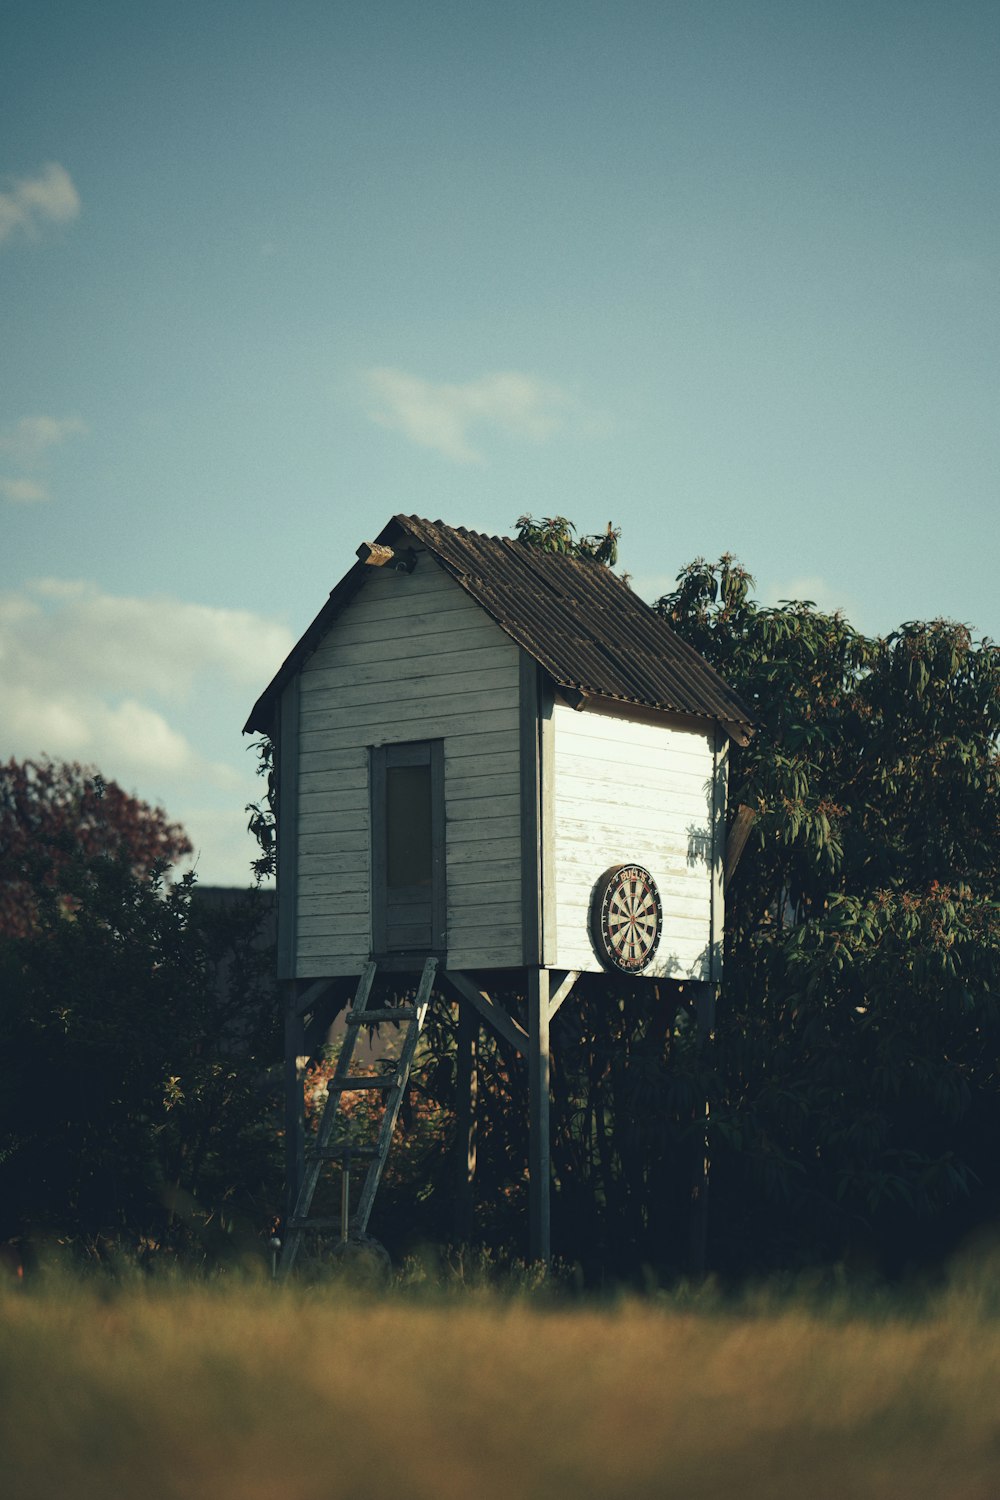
[246,522,1000,1276]
[0,758,192,938]
[655,559,1000,1271]
[0,770,280,1254]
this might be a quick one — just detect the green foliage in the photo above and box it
[655,558,1000,1270]
[516,513,621,567]
[348,538,1000,1276]
[246,735,277,883]
[0,840,281,1253]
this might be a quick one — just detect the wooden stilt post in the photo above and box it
[528,968,551,1264]
[689,982,717,1277]
[283,982,305,1226]
[455,1000,478,1244]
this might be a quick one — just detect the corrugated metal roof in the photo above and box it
[244,515,755,738]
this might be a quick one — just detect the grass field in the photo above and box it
[2,1255,1000,1500]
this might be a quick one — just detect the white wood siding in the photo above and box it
[550,703,719,979]
[294,550,523,975]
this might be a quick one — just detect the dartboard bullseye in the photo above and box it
[591,863,663,974]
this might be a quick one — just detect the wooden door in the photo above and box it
[370,740,445,955]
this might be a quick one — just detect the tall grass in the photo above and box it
[2,1251,999,1499]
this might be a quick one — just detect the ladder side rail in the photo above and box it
[280,961,378,1273]
[353,958,437,1235]
[309,958,379,1153]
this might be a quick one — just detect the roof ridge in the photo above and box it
[245,513,756,738]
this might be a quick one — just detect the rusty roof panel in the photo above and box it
[244,515,755,737]
[396,516,755,731]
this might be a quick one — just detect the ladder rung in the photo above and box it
[329,1076,397,1092]
[307,1144,379,1160]
[346,1007,418,1025]
[287,1217,345,1232]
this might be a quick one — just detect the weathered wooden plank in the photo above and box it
[304,595,486,657]
[556,775,710,815]
[299,707,519,756]
[555,805,713,838]
[555,733,713,774]
[554,703,713,754]
[295,938,369,966]
[556,831,709,865]
[302,640,519,693]
[447,921,523,953]
[300,684,519,733]
[539,675,556,967]
[555,771,712,814]
[446,769,521,803]
[295,958,367,982]
[444,855,521,887]
[448,879,523,909]
[307,617,512,673]
[298,750,369,779]
[299,851,371,880]
[328,1076,396,1093]
[444,731,521,765]
[297,912,369,941]
[528,968,550,1263]
[448,900,523,931]
[297,887,369,917]
[556,802,713,841]
[297,874,370,901]
[446,836,522,867]
[301,665,519,718]
[556,733,712,771]
[298,829,368,856]
[295,808,368,837]
[299,775,368,807]
[313,575,478,626]
[520,650,542,969]
[709,729,727,983]
[447,815,519,846]
[277,678,300,982]
[440,970,528,1054]
[724,802,755,891]
[295,910,370,938]
[344,1006,417,1025]
[547,969,580,1020]
[292,976,338,1018]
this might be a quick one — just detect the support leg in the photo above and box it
[689,982,717,1277]
[455,1001,478,1244]
[283,984,305,1226]
[528,968,551,1264]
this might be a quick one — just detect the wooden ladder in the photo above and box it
[279,956,437,1275]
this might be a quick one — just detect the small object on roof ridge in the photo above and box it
[357,541,417,573]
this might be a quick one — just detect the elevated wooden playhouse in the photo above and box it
[245,515,754,1267]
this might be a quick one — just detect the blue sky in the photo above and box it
[2,0,998,884]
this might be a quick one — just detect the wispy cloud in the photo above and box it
[759,573,865,626]
[363,367,573,463]
[6,579,294,705]
[0,476,48,504]
[0,414,87,503]
[0,414,87,465]
[0,162,80,244]
[0,581,296,884]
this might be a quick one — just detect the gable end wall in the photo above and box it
[551,702,721,980]
[293,550,523,975]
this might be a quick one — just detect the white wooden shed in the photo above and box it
[245,515,754,1263]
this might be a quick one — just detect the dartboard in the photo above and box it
[591,864,663,974]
